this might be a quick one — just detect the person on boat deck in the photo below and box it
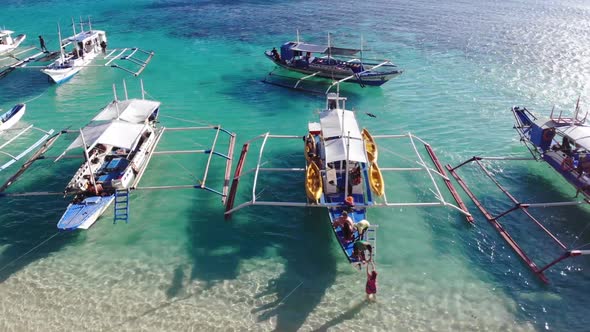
[366,261,378,302]
[344,195,355,212]
[271,47,280,61]
[38,35,48,53]
[334,211,355,242]
[100,40,107,54]
[561,137,572,155]
[355,219,370,240]
[353,240,373,263]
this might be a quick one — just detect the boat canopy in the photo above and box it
[290,42,360,56]
[558,125,590,151]
[320,109,367,163]
[63,30,105,44]
[65,121,147,152]
[290,43,328,53]
[92,99,160,123]
[0,30,15,37]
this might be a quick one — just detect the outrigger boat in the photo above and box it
[0,104,26,131]
[225,88,471,266]
[55,95,161,230]
[0,103,54,172]
[0,81,236,231]
[264,33,402,91]
[0,30,26,55]
[40,19,154,84]
[447,101,590,283]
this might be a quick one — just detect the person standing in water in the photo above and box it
[366,261,377,302]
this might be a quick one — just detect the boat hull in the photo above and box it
[265,53,402,86]
[41,66,82,84]
[57,195,115,230]
[0,104,26,131]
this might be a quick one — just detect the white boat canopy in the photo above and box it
[65,121,147,152]
[320,109,367,163]
[92,99,160,123]
[559,125,590,151]
[0,30,15,37]
[63,30,105,44]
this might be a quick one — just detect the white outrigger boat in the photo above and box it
[225,86,472,266]
[55,96,161,230]
[41,19,154,84]
[0,30,26,55]
[0,81,237,231]
[0,104,26,131]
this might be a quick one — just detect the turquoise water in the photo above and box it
[2,0,590,330]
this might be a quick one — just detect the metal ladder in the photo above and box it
[113,189,130,224]
[364,225,378,262]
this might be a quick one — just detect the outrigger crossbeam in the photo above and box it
[133,125,236,204]
[447,155,590,283]
[224,132,472,220]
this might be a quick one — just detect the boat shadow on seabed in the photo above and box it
[250,207,338,332]
[0,195,77,283]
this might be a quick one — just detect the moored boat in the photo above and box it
[56,95,161,230]
[0,104,26,131]
[0,30,26,55]
[265,34,402,87]
[41,23,107,84]
[224,87,472,267]
[511,105,590,199]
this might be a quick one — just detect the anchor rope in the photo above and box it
[22,90,48,105]
[570,221,590,248]
[0,231,61,274]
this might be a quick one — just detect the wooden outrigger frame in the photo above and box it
[447,155,590,283]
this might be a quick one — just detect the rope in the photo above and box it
[160,114,210,126]
[0,231,61,273]
[570,221,590,248]
[278,281,304,304]
[22,90,48,104]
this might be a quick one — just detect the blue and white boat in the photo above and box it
[56,95,161,230]
[512,105,590,199]
[0,104,26,131]
[265,34,402,88]
[224,88,471,266]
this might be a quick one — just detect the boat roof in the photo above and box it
[320,108,367,163]
[558,125,590,150]
[289,42,360,56]
[0,30,14,37]
[65,120,147,152]
[92,99,160,123]
[64,30,105,43]
[532,117,590,150]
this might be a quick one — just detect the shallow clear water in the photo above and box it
[1,0,590,331]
